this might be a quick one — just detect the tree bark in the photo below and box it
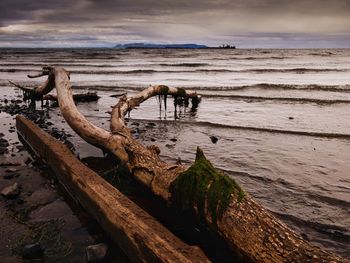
[21,67,348,263]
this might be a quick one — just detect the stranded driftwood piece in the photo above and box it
[43,92,100,103]
[23,67,348,263]
[16,115,210,263]
[9,67,99,103]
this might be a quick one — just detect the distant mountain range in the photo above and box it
[114,43,208,49]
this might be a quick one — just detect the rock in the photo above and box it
[1,182,20,198]
[86,243,108,262]
[210,136,218,144]
[288,117,294,120]
[0,138,9,147]
[21,243,44,259]
[0,147,7,154]
[170,138,177,142]
[16,145,25,152]
[4,173,20,179]
[6,168,17,172]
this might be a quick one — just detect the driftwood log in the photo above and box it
[15,67,348,263]
[16,115,210,263]
[9,67,99,103]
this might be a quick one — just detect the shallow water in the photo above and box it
[1,48,349,258]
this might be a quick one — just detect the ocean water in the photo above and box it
[1,48,349,258]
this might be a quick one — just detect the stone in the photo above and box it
[21,243,44,259]
[210,136,218,144]
[0,147,7,154]
[0,138,9,147]
[86,243,108,262]
[1,183,20,198]
[4,173,20,179]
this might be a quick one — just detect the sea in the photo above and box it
[0,48,349,258]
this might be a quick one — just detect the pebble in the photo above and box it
[21,243,44,259]
[4,173,20,179]
[86,243,108,262]
[210,136,218,144]
[0,138,9,147]
[0,147,7,154]
[1,182,20,198]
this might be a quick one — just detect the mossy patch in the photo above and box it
[170,147,244,225]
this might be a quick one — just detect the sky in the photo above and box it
[0,0,349,48]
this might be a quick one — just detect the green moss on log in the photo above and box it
[170,147,245,225]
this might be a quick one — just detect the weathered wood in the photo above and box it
[19,66,349,263]
[16,115,210,263]
[9,66,57,101]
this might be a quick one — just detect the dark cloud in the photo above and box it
[0,0,349,47]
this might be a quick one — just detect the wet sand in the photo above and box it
[0,94,130,262]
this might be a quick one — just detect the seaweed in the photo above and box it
[170,147,244,225]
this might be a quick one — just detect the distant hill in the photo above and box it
[114,43,208,49]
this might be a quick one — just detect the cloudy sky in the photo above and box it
[0,0,349,48]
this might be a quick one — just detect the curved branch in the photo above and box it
[26,67,347,263]
[110,84,200,132]
[10,67,57,101]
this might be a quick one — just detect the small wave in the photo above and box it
[0,63,120,68]
[191,68,348,74]
[309,52,335,57]
[274,212,350,240]
[242,56,287,60]
[193,84,350,93]
[306,193,350,209]
[159,63,210,67]
[38,68,349,75]
[126,118,350,139]
[70,69,161,74]
[0,68,41,73]
[201,94,350,104]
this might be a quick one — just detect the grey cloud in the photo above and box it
[0,0,349,47]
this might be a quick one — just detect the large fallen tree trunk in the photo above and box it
[16,67,348,263]
[16,115,210,263]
